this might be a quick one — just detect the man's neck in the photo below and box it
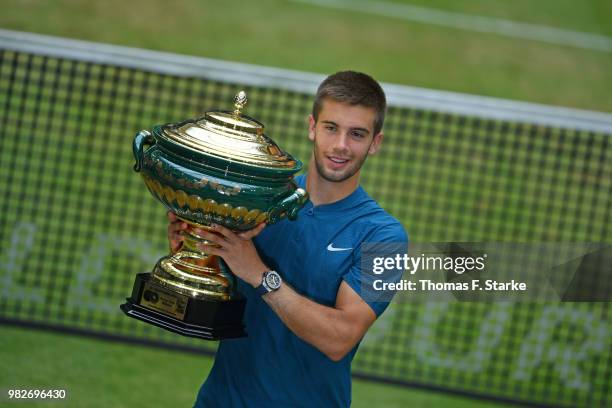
[305,158,360,206]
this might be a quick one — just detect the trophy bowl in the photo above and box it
[121,91,308,340]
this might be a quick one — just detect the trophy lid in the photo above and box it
[154,91,301,174]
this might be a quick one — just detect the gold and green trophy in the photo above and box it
[121,92,308,339]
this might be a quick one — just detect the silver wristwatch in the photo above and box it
[255,270,282,296]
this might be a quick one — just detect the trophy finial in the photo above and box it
[233,91,247,116]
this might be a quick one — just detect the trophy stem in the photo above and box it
[151,221,236,301]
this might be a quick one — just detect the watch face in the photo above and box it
[265,271,281,290]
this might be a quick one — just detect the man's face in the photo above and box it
[308,99,383,183]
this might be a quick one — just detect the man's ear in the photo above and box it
[308,114,316,142]
[368,132,384,155]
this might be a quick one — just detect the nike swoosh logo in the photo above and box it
[327,243,353,252]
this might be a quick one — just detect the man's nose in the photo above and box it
[332,133,350,152]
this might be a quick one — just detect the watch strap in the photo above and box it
[255,281,270,296]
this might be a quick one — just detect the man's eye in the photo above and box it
[352,132,365,138]
[325,126,336,132]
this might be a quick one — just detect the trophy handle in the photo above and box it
[268,188,309,223]
[133,130,155,172]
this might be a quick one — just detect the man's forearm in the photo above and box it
[261,283,363,362]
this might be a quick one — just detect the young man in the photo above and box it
[168,71,408,407]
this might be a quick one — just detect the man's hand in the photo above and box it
[194,223,268,287]
[167,211,188,253]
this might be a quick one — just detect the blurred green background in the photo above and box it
[1,1,610,407]
[1,0,611,111]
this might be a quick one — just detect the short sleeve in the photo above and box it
[342,222,408,317]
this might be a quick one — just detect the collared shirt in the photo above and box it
[195,174,408,407]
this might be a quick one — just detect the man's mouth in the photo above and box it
[326,155,350,170]
[329,156,348,164]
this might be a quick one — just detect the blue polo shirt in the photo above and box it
[195,175,408,407]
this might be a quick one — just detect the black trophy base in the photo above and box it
[120,273,246,340]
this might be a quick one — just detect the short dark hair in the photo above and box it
[312,71,387,135]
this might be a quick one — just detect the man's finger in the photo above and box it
[170,239,182,252]
[197,243,224,256]
[194,229,225,245]
[210,224,237,240]
[238,222,267,240]
[167,211,178,221]
[168,222,188,235]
